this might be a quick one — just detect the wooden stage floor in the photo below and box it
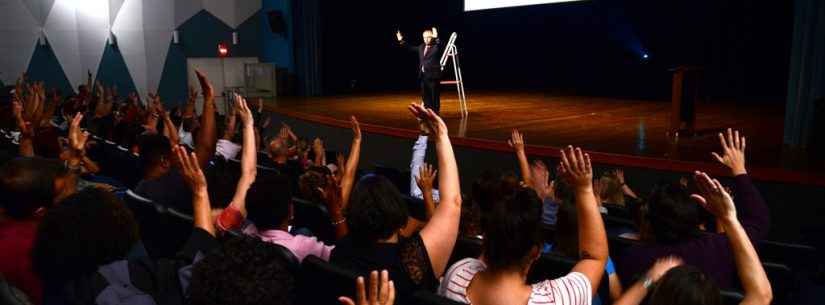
[265,91,824,185]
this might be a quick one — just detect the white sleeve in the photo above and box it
[410,135,428,198]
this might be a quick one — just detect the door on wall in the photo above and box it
[186,57,258,113]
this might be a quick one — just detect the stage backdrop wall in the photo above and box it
[0,0,295,105]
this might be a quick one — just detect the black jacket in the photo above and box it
[400,38,444,80]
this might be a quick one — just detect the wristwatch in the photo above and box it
[642,276,654,289]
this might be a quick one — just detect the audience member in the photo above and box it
[331,104,462,304]
[439,146,608,305]
[614,129,770,290]
[613,171,772,305]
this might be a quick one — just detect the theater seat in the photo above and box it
[298,255,359,305]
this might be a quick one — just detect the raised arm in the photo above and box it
[194,70,217,167]
[225,94,257,217]
[413,103,461,278]
[340,116,362,210]
[711,129,769,240]
[415,163,438,219]
[175,145,215,236]
[613,257,683,305]
[12,99,34,157]
[508,129,532,186]
[561,146,609,295]
[691,172,772,305]
[396,30,418,52]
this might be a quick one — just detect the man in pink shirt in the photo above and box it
[217,173,338,262]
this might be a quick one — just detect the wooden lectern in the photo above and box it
[669,66,703,135]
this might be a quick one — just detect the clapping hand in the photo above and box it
[339,270,395,305]
[712,128,747,176]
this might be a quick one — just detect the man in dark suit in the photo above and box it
[397,27,443,113]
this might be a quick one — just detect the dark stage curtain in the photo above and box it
[784,0,825,148]
[294,0,323,96]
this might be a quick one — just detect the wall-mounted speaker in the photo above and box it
[267,10,287,36]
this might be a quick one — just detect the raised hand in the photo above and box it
[646,256,683,283]
[507,129,525,152]
[529,160,552,200]
[234,93,254,126]
[68,113,89,154]
[691,171,736,222]
[431,27,438,38]
[12,100,33,138]
[195,70,214,103]
[339,270,395,305]
[613,169,625,185]
[175,145,207,194]
[396,30,403,42]
[415,163,438,194]
[351,115,362,141]
[408,103,447,138]
[559,146,593,190]
[278,123,290,140]
[711,128,747,176]
[313,138,324,154]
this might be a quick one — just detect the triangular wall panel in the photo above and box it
[26,38,74,95]
[0,0,40,85]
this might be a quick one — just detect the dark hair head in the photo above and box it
[650,265,722,305]
[137,134,172,174]
[0,157,71,219]
[482,187,544,272]
[268,138,289,158]
[32,127,62,159]
[471,170,519,211]
[345,174,408,244]
[189,235,295,305]
[598,172,625,205]
[298,169,327,203]
[647,183,702,243]
[246,173,293,231]
[31,188,139,286]
[553,200,579,258]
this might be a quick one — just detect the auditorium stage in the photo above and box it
[264,91,825,186]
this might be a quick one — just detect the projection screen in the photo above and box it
[465,0,586,12]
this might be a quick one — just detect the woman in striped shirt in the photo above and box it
[439,146,609,305]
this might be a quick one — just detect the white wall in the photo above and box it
[0,0,261,99]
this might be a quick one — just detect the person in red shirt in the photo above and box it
[0,157,77,305]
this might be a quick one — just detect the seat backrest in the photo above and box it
[411,290,466,305]
[761,262,796,305]
[401,195,428,222]
[292,197,336,244]
[298,255,359,305]
[124,190,188,259]
[757,240,817,271]
[527,253,612,305]
[447,236,483,268]
[719,289,744,305]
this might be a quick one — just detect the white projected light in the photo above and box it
[465,0,585,12]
